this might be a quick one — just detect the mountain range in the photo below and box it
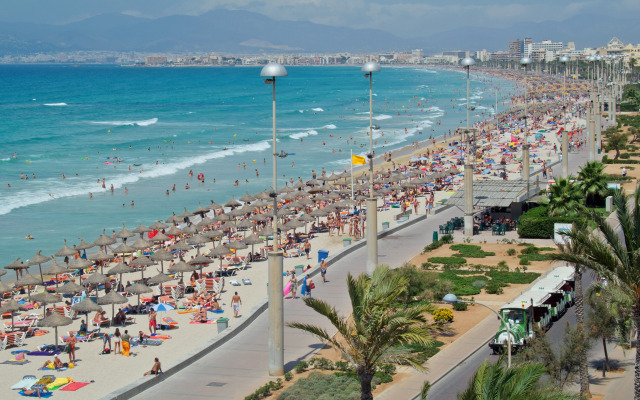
[0,9,637,56]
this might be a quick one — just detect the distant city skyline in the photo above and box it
[1,0,639,40]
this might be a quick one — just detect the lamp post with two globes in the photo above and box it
[520,56,532,200]
[260,62,287,376]
[559,55,570,179]
[461,57,475,237]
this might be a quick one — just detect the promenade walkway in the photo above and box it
[129,205,460,399]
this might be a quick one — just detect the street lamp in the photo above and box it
[520,56,532,202]
[559,55,570,179]
[260,62,287,377]
[461,57,475,237]
[362,61,381,276]
[443,293,511,367]
[585,56,596,161]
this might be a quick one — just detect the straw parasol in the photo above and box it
[27,251,50,284]
[208,200,223,210]
[188,254,212,276]
[71,297,102,327]
[47,257,71,288]
[67,258,93,271]
[94,230,116,250]
[225,240,248,251]
[150,248,174,273]
[112,242,135,255]
[116,223,136,242]
[178,207,194,221]
[249,213,268,222]
[5,258,28,280]
[39,312,72,348]
[0,269,6,278]
[170,241,191,254]
[55,240,78,261]
[56,281,83,295]
[166,213,183,225]
[126,283,153,306]
[150,231,171,243]
[0,300,27,331]
[130,237,153,252]
[150,221,170,231]
[128,256,156,279]
[192,202,209,217]
[239,192,255,203]
[165,225,181,236]
[168,260,196,283]
[208,245,231,271]
[0,280,11,295]
[242,233,264,257]
[97,290,128,322]
[107,262,132,291]
[15,273,41,302]
[187,233,209,255]
[132,223,152,237]
[225,197,242,208]
[197,217,215,228]
[148,272,172,295]
[87,249,111,274]
[31,291,61,311]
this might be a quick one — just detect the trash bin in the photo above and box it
[382,222,390,230]
[598,148,601,154]
[295,265,304,276]
[433,231,438,242]
[216,318,229,334]
[343,238,352,247]
[318,250,329,263]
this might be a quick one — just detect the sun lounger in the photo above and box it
[11,375,37,390]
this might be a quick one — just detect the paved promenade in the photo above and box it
[130,206,461,399]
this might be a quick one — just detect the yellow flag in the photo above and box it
[352,154,366,165]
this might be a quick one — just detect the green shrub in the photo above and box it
[277,371,361,400]
[519,258,531,266]
[620,153,631,159]
[294,360,309,373]
[486,271,540,285]
[427,256,467,265]
[520,245,539,255]
[453,302,468,311]
[284,371,293,381]
[472,280,487,288]
[450,244,495,258]
[517,205,579,238]
[334,361,352,372]
[378,364,397,375]
[438,270,484,296]
[485,281,505,295]
[518,253,551,262]
[441,234,453,244]
[310,357,334,370]
[537,247,556,252]
[506,248,516,256]
[497,261,509,271]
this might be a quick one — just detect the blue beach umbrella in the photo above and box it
[151,303,174,312]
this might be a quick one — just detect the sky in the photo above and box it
[2,0,638,39]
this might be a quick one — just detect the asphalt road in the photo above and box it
[426,273,596,399]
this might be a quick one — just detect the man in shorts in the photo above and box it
[231,292,242,318]
[304,240,311,260]
[149,309,157,334]
[143,357,163,377]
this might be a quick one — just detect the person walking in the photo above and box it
[113,328,122,355]
[289,273,298,299]
[303,239,311,260]
[231,292,242,318]
[304,275,313,298]
[320,259,328,283]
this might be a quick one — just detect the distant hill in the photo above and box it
[0,9,636,56]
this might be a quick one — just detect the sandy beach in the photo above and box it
[0,66,589,398]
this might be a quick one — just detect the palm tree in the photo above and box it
[552,187,640,400]
[546,177,585,217]
[458,359,578,400]
[287,266,438,400]
[577,161,609,207]
[554,221,591,397]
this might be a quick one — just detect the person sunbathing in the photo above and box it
[210,299,222,311]
[21,386,50,398]
[191,307,208,323]
[41,356,64,370]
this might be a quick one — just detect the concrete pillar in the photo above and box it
[268,251,284,376]
[611,95,616,125]
[562,129,569,179]
[366,198,378,275]
[588,107,595,162]
[464,163,474,236]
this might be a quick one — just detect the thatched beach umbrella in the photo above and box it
[15,273,41,302]
[0,300,27,331]
[208,200,223,211]
[150,231,171,243]
[150,221,170,231]
[32,291,61,314]
[93,230,116,252]
[239,192,255,203]
[47,257,70,288]
[165,225,181,237]
[132,224,152,237]
[126,283,153,307]
[148,272,172,296]
[187,233,209,255]
[225,197,242,208]
[0,280,12,297]
[107,262,132,292]
[71,298,102,327]
[130,237,153,252]
[150,248,174,273]
[168,260,196,284]
[192,202,209,217]
[97,290,128,322]
[27,251,50,284]
[208,245,230,272]
[129,256,156,279]
[116,223,136,243]
[5,258,28,280]
[68,258,93,273]
[55,240,78,262]
[56,281,83,296]
[39,313,72,348]
[242,233,264,257]
[112,242,135,256]
[88,249,111,274]
[178,207,194,221]
[166,213,183,226]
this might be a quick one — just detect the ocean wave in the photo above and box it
[289,130,318,140]
[311,108,324,112]
[44,103,67,106]
[0,140,271,216]
[374,114,392,121]
[90,117,158,127]
[323,124,337,130]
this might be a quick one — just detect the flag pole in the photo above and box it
[351,149,355,210]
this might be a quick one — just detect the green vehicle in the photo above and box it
[489,266,575,354]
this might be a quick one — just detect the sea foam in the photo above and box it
[91,118,158,127]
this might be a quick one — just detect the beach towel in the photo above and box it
[11,376,37,390]
[209,310,224,314]
[189,320,217,324]
[122,341,130,357]
[59,382,90,392]
[19,390,53,398]
[27,351,61,357]
[47,377,70,390]
[149,334,172,339]
[2,359,31,365]
[300,277,307,297]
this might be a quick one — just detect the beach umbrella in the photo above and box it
[83,272,109,295]
[150,221,170,231]
[93,230,116,250]
[47,257,70,288]
[181,224,198,236]
[188,254,212,276]
[56,281,83,295]
[32,291,61,314]
[131,224,151,238]
[75,238,95,259]
[280,185,295,194]
[225,197,242,208]
[208,245,231,271]
[293,180,306,189]
[280,192,296,201]
[243,233,264,256]
[197,217,215,228]
[225,240,248,251]
[112,242,135,255]
[151,303,174,312]
[249,213,268,222]
[192,202,209,217]
[306,178,320,186]
[129,256,156,279]
[203,229,224,239]
[0,269,6,278]
[168,260,196,282]
[298,214,315,223]
[71,297,102,327]
[215,213,234,223]
[236,220,254,238]
[4,258,27,281]
[15,273,41,302]
[116,223,136,242]
[67,258,93,272]
[239,192,255,203]
[208,200,223,210]
[106,262,132,292]
[255,191,271,200]
[55,240,78,261]
[0,300,27,331]
[187,234,209,255]
[97,290,128,322]
[170,241,191,255]
[166,213,183,226]
[150,248,174,273]
[87,249,111,273]
[148,272,172,295]
[130,237,153,252]
[27,250,49,282]
[228,207,246,217]
[0,280,12,297]
[126,283,153,306]
[165,225,181,237]
[151,231,172,244]
[39,312,72,348]
[179,207,194,220]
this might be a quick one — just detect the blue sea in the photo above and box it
[0,64,515,270]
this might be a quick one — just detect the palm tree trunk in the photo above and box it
[575,266,591,397]
[357,367,375,400]
[634,305,640,400]
[602,336,610,377]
